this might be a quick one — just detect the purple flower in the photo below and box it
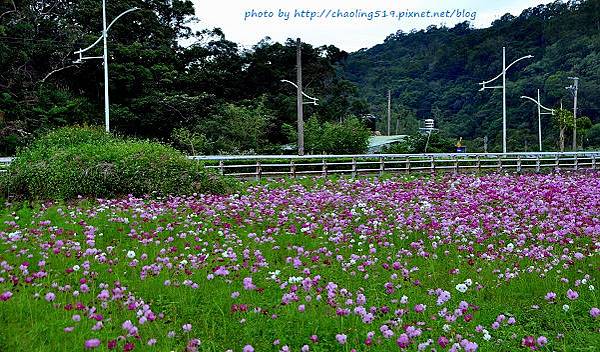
[336,334,347,344]
[182,323,192,332]
[537,336,548,346]
[84,338,101,349]
[566,289,579,300]
[45,292,56,302]
[243,277,256,290]
[0,291,13,301]
[545,292,556,301]
[590,307,600,318]
[243,345,254,352]
[396,333,410,348]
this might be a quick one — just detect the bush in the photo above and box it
[287,116,371,154]
[5,127,237,200]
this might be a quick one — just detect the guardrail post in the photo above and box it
[430,156,435,174]
[593,155,597,170]
[454,156,459,174]
[535,155,540,173]
[255,161,262,181]
[555,154,560,171]
[476,155,481,173]
[322,158,328,177]
[574,154,578,171]
[290,160,296,178]
[517,155,522,173]
[219,160,225,175]
[406,158,411,174]
[351,157,357,178]
[497,157,502,172]
[379,157,385,177]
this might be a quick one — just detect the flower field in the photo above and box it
[1,173,599,351]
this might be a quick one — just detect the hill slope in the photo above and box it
[343,0,600,152]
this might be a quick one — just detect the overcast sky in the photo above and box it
[191,0,553,52]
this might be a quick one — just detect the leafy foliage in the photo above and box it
[285,116,371,154]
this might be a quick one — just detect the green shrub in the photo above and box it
[286,116,371,154]
[6,127,237,200]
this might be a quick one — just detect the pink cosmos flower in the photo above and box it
[590,307,600,318]
[566,289,579,300]
[336,334,347,344]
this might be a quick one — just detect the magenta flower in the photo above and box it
[0,291,13,301]
[84,338,101,349]
[545,292,556,301]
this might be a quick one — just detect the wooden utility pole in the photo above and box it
[296,38,304,156]
[387,90,391,136]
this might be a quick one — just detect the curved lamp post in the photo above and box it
[520,89,555,152]
[280,80,319,105]
[479,47,533,153]
[74,1,140,132]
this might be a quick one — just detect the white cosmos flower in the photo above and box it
[464,279,473,287]
[126,250,136,259]
[562,304,570,312]
[456,284,468,293]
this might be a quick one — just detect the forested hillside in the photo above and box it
[343,0,600,152]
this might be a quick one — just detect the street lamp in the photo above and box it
[520,89,555,152]
[479,47,534,153]
[74,1,139,132]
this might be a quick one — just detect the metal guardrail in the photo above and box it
[0,157,11,172]
[190,152,600,180]
[2,152,599,179]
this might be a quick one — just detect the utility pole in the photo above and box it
[387,90,391,136]
[74,1,139,132]
[479,47,533,153]
[102,0,109,132]
[296,38,304,156]
[567,77,579,151]
[483,135,488,153]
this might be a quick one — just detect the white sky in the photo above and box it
[191,0,553,52]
